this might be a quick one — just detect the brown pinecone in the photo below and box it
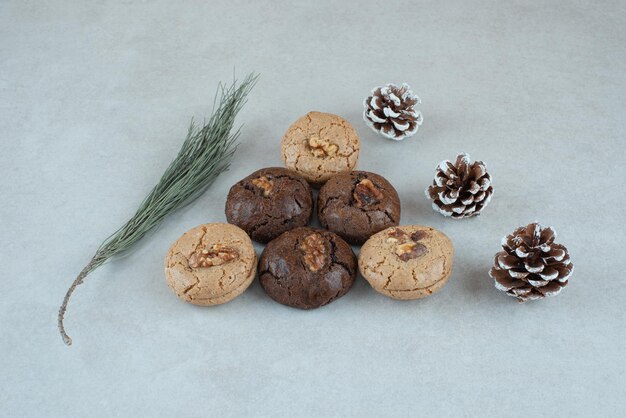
[363,83,422,141]
[425,153,493,219]
[490,223,573,302]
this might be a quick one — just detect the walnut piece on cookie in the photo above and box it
[299,233,328,272]
[188,244,239,268]
[250,175,274,197]
[385,227,428,261]
[308,135,338,157]
[281,111,360,187]
[353,178,384,208]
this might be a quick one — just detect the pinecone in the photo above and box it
[425,153,493,219]
[490,223,573,302]
[363,83,422,141]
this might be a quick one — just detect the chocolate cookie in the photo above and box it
[359,225,454,300]
[281,111,360,187]
[317,171,401,245]
[225,167,313,243]
[258,227,357,309]
[164,223,257,306]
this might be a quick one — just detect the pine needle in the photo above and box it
[58,73,259,346]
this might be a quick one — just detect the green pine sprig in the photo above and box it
[58,73,259,346]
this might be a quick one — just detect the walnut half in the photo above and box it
[251,175,273,197]
[308,135,338,158]
[188,244,239,268]
[353,178,383,208]
[395,242,427,261]
[386,228,429,262]
[300,233,328,272]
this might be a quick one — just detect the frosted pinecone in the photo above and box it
[425,153,493,219]
[490,223,573,302]
[363,83,422,141]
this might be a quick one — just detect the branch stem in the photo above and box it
[57,255,103,345]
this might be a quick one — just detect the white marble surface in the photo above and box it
[1,1,625,417]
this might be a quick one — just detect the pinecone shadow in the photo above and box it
[458,261,492,296]
[399,189,444,225]
[455,259,517,307]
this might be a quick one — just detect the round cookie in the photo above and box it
[318,171,401,245]
[281,111,360,187]
[258,227,357,309]
[359,225,454,300]
[164,223,256,306]
[225,167,313,243]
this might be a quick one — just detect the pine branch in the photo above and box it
[58,73,259,346]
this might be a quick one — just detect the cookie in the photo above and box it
[317,171,401,245]
[164,223,256,306]
[280,111,360,187]
[258,227,357,309]
[225,167,313,243]
[359,225,454,300]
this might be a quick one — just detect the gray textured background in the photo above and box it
[1,1,625,417]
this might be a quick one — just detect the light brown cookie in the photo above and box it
[164,223,256,306]
[359,225,454,300]
[280,111,360,187]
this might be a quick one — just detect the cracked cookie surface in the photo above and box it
[225,167,313,243]
[359,225,454,300]
[164,223,256,306]
[318,171,400,245]
[258,227,357,309]
[280,111,360,187]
